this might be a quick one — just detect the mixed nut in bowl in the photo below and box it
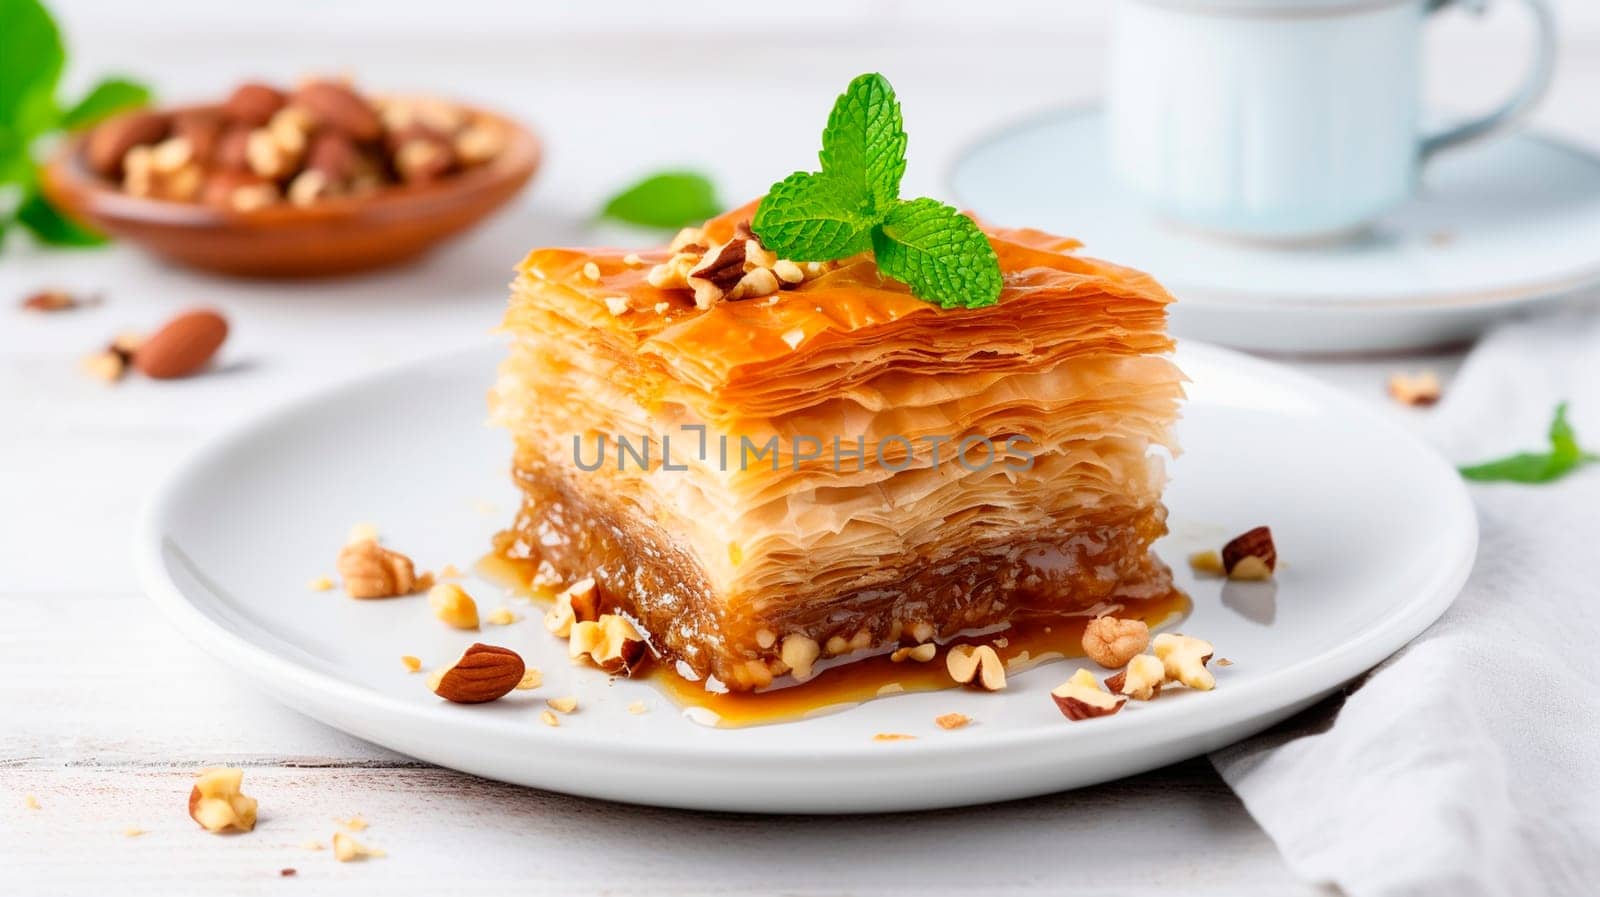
[41,77,541,277]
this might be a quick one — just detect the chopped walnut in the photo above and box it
[935,712,971,730]
[1082,616,1150,669]
[337,539,419,599]
[646,221,836,309]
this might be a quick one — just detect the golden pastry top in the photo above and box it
[508,200,1174,393]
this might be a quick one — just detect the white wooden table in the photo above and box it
[4,5,1595,893]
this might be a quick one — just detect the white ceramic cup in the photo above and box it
[1107,0,1557,242]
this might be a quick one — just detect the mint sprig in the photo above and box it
[1,0,152,251]
[1459,402,1599,484]
[752,73,1001,309]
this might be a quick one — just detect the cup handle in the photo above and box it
[1420,0,1557,161]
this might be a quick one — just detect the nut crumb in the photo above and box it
[485,607,520,626]
[653,301,670,314]
[889,643,937,663]
[873,733,916,742]
[123,826,146,837]
[300,840,324,851]
[1221,527,1277,580]
[332,831,383,862]
[307,576,334,591]
[627,700,648,714]
[428,583,480,629]
[437,563,463,580]
[280,868,297,877]
[1188,550,1225,576]
[516,668,543,690]
[1216,657,1235,667]
[1388,370,1442,407]
[603,295,630,316]
[82,350,126,383]
[22,289,97,312]
[623,253,643,267]
[24,795,40,810]
[935,713,970,730]
[582,261,601,281]
[400,655,422,673]
[540,710,560,727]
[338,815,367,832]
[546,696,578,714]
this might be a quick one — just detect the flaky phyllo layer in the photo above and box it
[491,205,1185,689]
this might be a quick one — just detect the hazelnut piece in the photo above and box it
[1221,526,1276,580]
[1152,633,1216,691]
[1104,653,1166,701]
[946,644,1006,691]
[188,767,258,833]
[428,583,480,630]
[1051,668,1126,721]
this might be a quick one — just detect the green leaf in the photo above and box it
[15,189,105,247]
[599,171,722,230]
[871,198,1001,308]
[0,0,66,149]
[59,77,151,130]
[751,171,875,261]
[1460,402,1598,484]
[818,72,906,216]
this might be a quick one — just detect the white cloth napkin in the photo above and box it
[1211,312,1600,897]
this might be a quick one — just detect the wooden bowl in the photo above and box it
[41,101,541,278]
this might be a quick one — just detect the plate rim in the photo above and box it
[948,104,1600,312]
[134,340,1478,772]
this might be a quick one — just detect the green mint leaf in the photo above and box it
[1460,402,1597,484]
[751,171,874,261]
[0,0,66,146]
[599,171,722,230]
[871,198,1001,308]
[818,72,905,215]
[59,77,151,131]
[16,189,104,247]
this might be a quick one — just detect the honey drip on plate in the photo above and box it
[478,552,1189,728]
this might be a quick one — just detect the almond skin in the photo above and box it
[428,643,525,704]
[133,309,228,379]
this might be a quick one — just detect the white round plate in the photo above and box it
[137,342,1475,813]
[950,107,1600,353]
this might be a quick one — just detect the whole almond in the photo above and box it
[428,643,525,704]
[85,111,170,178]
[213,125,253,173]
[292,81,381,142]
[223,83,287,127]
[133,309,229,379]
[306,132,358,181]
[172,111,224,166]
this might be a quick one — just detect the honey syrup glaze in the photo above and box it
[478,552,1190,729]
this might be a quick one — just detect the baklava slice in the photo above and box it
[491,205,1183,691]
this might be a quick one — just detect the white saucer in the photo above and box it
[950,107,1600,353]
[136,343,1475,813]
